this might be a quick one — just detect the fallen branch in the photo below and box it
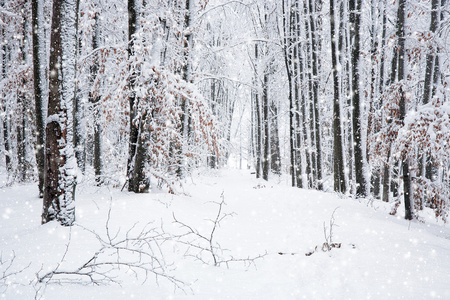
[173,192,266,268]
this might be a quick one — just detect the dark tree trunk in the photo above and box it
[308,0,323,191]
[378,1,387,201]
[396,0,413,220]
[338,0,351,193]
[382,155,390,202]
[17,92,27,182]
[293,0,305,188]
[330,0,346,193]
[1,31,11,176]
[270,101,281,175]
[282,0,296,186]
[262,73,270,181]
[349,0,367,197]
[32,0,45,197]
[177,0,193,178]
[127,0,139,191]
[303,0,316,188]
[73,0,85,173]
[422,0,441,182]
[382,14,400,202]
[208,80,218,169]
[423,0,439,106]
[368,0,380,199]
[2,109,11,175]
[254,44,262,179]
[420,0,440,184]
[90,12,102,185]
[130,113,150,193]
[42,0,77,226]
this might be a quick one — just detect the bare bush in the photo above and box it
[35,201,185,292]
[0,251,30,293]
[173,192,266,268]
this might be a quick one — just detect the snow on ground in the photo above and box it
[1,169,450,299]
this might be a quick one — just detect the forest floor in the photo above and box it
[1,168,450,299]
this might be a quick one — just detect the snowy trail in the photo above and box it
[1,169,450,299]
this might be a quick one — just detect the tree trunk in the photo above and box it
[177,0,193,178]
[396,0,413,220]
[423,0,439,105]
[308,0,323,191]
[1,34,10,174]
[32,0,45,197]
[42,0,78,226]
[90,12,102,185]
[270,101,281,175]
[127,0,138,191]
[293,0,305,188]
[378,0,387,201]
[303,0,316,188]
[330,0,346,193]
[17,92,27,182]
[420,0,440,184]
[349,0,367,197]
[262,73,270,181]
[73,0,85,174]
[282,0,296,187]
[254,44,262,179]
[130,113,150,193]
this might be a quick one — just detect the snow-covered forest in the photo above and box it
[1,0,450,298]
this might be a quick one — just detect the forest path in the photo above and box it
[1,169,450,299]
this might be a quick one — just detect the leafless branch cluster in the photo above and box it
[0,251,30,293]
[305,207,342,256]
[36,203,186,292]
[173,192,266,268]
[321,207,341,252]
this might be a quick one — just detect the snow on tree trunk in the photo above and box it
[42,0,78,226]
[396,0,413,220]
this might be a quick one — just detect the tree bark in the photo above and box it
[396,0,413,220]
[293,0,305,188]
[73,0,85,173]
[1,34,10,174]
[127,0,139,191]
[130,113,150,193]
[42,0,78,226]
[254,44,262,179]
[177,0,193,178]
[303,0,316,188]
[349,0,367,197]
[270,101,280,175]
[262,72,270,181]
[282,0,296,187]
[423,0,439,106]
[32,0,45,197]
[308,0,323,190]
[17,58,27,182]
[90,12,102,185]
[330,0,346,193]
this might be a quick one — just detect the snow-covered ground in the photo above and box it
[1,169,450,299]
